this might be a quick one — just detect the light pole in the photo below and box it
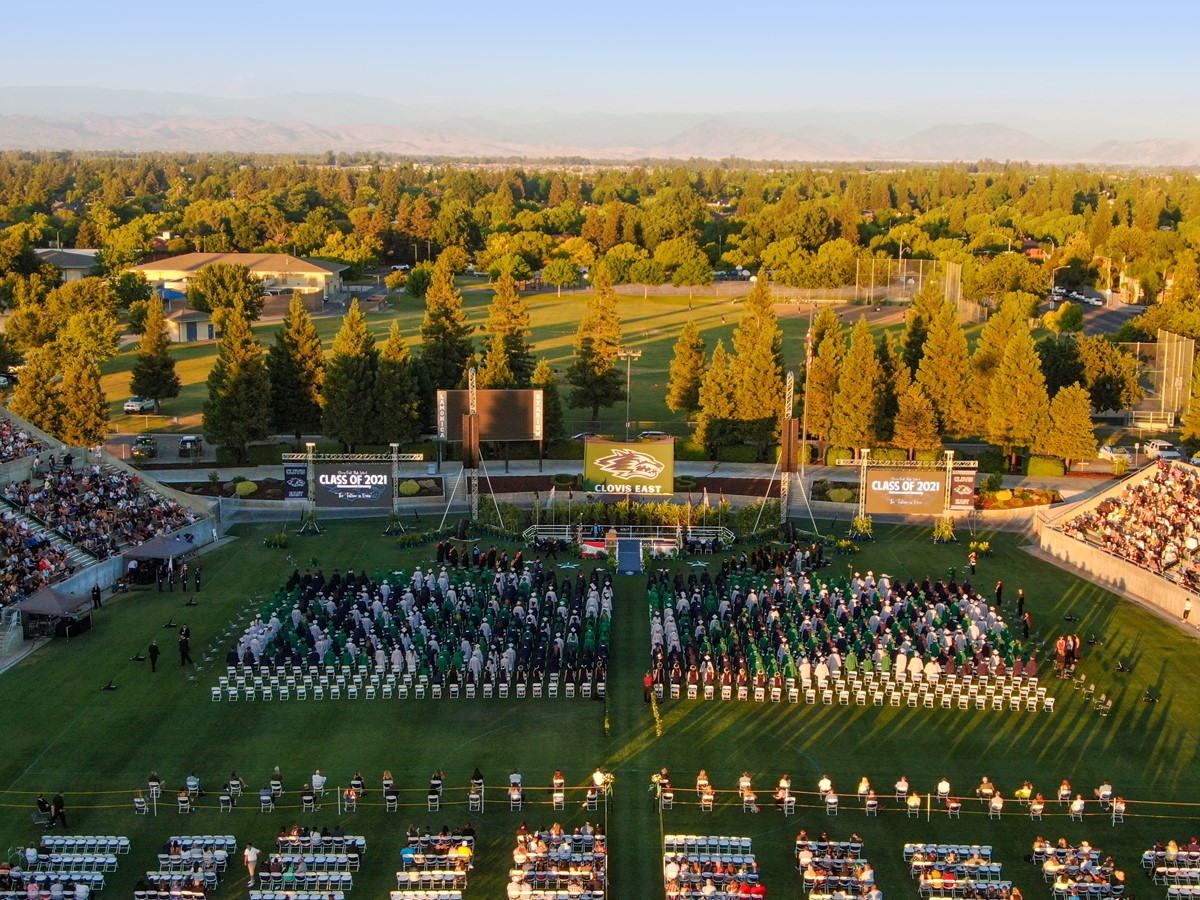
[1050,265,1068,303]
[617,349,642,441]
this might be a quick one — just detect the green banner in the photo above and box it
[583,439,675,496]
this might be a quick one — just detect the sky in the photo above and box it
[3,0,1199,142]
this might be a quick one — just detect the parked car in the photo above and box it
[571,432,601,441]
[178,436,203,458]
[124,396,155,414]
[131,436,158,460]
[1145,439,1182,460]
[1098,445,1132,461]
[638,431,671,441]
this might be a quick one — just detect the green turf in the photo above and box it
[103,282,954,438]
[2,519,1197,899]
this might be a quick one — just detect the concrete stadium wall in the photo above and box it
[1036,523,1197,617]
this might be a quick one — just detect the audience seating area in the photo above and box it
[0,509,75,606]
[213,563,612,701]
[649,552,1039,708]
[1146,839,1200,891]
[0,417,46,464]
[906,842,1013,900]
[663,834,762,898]
[1030,838,1124,898]
[3,464,198,560]
[1061,461,1200,593]
[507,822,603,898]
[795,833,878,897]
[2,834,132,899]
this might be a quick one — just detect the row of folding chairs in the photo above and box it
[912,864,1006,881]
[274,853,358,871]
[214,676,606,702]
[395,872,468,890]
[797,841,866,855]
[251,893,346,900]
[156,852,228,873]
[1155,869,1200,886]
[10,873,105,891]
[1167,888,1200,899]
[275,837,367,855]
[32,855,117,873]
[132,892,203,900]
[166,836,237,852]
[659,680,1052,710]
[144,873,215,891]
[1147,853,1200,869]
[1051,884,1121,899]
[664,852,756,867]
[38,837,128,855]
[803,873,872,892]
[391,893,464,900]
[919,879,1013,896]
[904,844,992,861]
[664,836,753,854]
[257,872,353,891]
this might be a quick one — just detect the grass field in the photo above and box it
[3,518,1198,898]
[101,281,944,438]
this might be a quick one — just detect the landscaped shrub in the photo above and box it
[236,481,258,497]
[870,447,907,462]
[827,487,855,504]
[914,449,943,462]
[981,472,1005,493]
[247,443,287,466]
[825,447,853,466]
[398,479,421,496]
[1025,455,1066,477]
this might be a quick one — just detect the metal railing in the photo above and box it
[521,524,735,544]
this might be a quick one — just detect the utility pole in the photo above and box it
[617,348,642,441]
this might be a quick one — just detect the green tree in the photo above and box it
[1042,300,1084,335]
[565,265,625,421]
[728,276,784,448]
[1035,334,1085,398]
[55,309,121,362]
[1044,382,1098,467]
[110,272,154,309]
[202,300,271,463]
[830,317,884,452]
[694,341,740,456]
[1077,335,1144,412]
[482,272,534,386]
[672,256,714,307]
[806,324,846,453]
[901,281,946,372]
[916,304,974,437]
[129,297,181,411]
[531,358,565,442]
[420,264,474,395]
[986,324,1051,469]
[267,295,325,440]
[876,331,909,441]
[542,258,579,297]
[892,383,941,459]
[628,258,666,298]
[970,299,1025,421]
[373,320,421,445]
[665,320,707,415]
[186,263,264,330]
[323,299,379,451]
[1181,361,1200,443]
[8,349,64,437]
[58,356,109,447]
[404,263,434,299]
[477,332,516,389]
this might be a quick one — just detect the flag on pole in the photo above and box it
[546,486,555,510]
[702,487,710,507]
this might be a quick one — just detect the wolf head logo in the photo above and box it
[594,448,666,481]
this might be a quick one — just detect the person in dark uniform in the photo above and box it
[180,563,188,592]
[157,566,164,592]
[149,640,160,673]
[1016,588,1025,617]
[51,792,67,829]
[91,583,102,609]
[179,625,192,666]
[194,566,201,593]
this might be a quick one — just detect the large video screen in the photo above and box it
[436,389,544,441]
[314,462,393,509]
[583,439,674,496]
[864,468,945,515]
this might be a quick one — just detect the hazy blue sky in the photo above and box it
[4,0,1198,140]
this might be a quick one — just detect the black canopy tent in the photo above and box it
[16,587,91,639]
[123,535,196,585]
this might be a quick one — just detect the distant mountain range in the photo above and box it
[2,86,1198,166]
